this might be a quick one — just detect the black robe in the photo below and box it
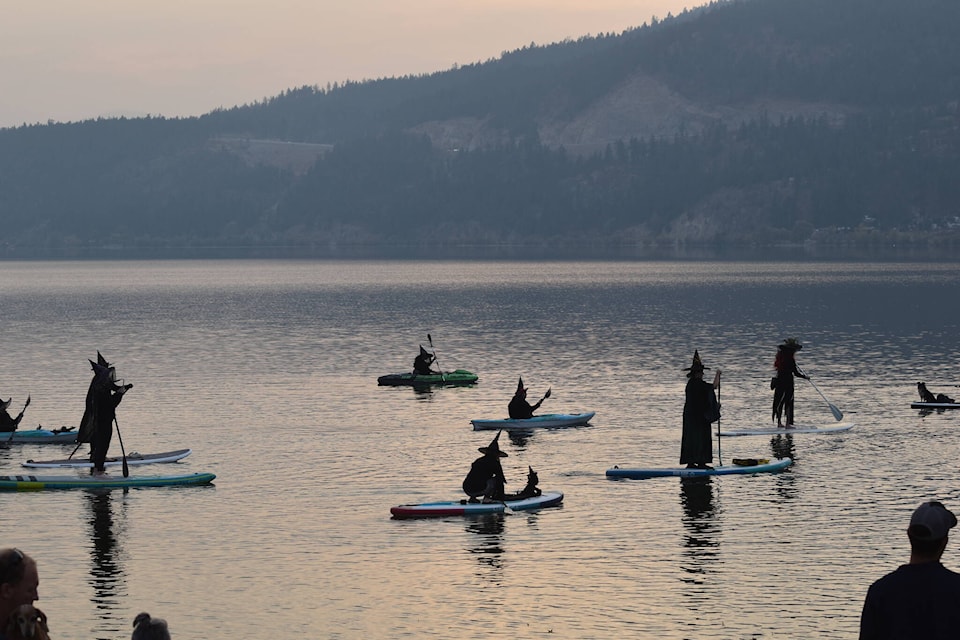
[680,377,718,465]
[462,454,506,499]
[89,377,128,472]
[508,394,543,419]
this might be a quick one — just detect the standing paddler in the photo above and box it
[680,350,722,470]
[82,353,133,474]
[771,337,807,428]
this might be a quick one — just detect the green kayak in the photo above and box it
[377,369,478,386]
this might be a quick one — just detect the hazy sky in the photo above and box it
[1,1,701,129]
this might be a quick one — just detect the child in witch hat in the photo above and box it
[462,430,508,503]
[507,376,550,419]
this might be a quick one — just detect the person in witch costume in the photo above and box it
[412,345,437,376]
[680,350,722,470]
[0,397,29,432]
[508,377,548,419]
[86,356,133,474]
[462,430,508,503]
[77,351,113,449]
[772,337,808,428]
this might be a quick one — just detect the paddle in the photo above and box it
[799,368,844,421]
[426,333,445,383]
[536,388,552,410]
[114,416,129,477]
[715,375,723,467]
[5,396,30,443]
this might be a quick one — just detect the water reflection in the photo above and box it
[86,490,127,640]
[506,431,533,447]
[770,434,797,461]
[679,477,720,584]
[464,514,505,575]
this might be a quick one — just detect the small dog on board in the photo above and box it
[918,382,955,404]
[5,605,50,640]
[504,466,542,500]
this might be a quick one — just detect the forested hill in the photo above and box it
[2,0,960,257]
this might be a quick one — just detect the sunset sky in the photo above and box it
[1,0,699,128]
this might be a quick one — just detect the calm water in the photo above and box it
[2,260,960,639]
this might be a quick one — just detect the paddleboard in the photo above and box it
[2,428,78,444]
[0,472,216,491]
[23,449,192,469]
[911,402,960,409]
[717,422,855,437]
[606,457,793,479]
[391,490,563,518]
[471,412,595,431]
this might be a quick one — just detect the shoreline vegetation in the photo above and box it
[2,235,959,262]
[3,0,960,258]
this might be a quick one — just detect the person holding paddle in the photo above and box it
[88,359,133,475]
[771,337,808,428]
[0,396,30,433]
[680,350,721,470]
[508,377,550,419]
[412,345,437,376]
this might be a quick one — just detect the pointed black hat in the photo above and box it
[478,430,508,457]
[683,350,709,376]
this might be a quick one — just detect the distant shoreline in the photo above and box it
[2,242,958,262]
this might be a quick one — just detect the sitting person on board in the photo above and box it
[508,377,546,419]
[412,345,437,376]
[0,397,28,433]
[462,431,507,503]
[917,382,954,404]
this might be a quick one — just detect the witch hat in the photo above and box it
[97,351,111,367]
[778,337,803,351]
[683,350,709,375]
[419,345,432,358]
[478,430,508,457]
[515,377,526,395]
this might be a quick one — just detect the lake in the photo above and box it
[2,259,959,639]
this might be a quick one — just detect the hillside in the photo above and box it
[2,0,960,258]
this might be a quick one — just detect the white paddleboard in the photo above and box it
[606,457,793,479]
[717,422,855,437]
[23,449,192,469]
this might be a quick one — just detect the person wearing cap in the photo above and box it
[462,431,508,503]
[0,548,41,633]
[508,377,548,419]
[0,397,28,433]
[771,337,808,428]
[412,346,437,376]
[680,350,721,470]
[860,500,960,639]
